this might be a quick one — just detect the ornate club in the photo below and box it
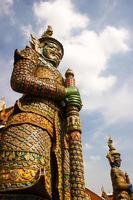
[65,68,86,200]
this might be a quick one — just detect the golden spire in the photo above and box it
[42,25,53,38]
[108,136,116,152]
[106,137,120,163]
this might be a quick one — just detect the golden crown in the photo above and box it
[106,137,120,163]
[39,25,64,58]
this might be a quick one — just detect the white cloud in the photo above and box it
[101,83,133,124]
[84,157,112,194]
[0,55,20,106]
[31,0,130,125]
[62,26,129,118]
[33,0,89,37]
[0,0,14,16]
[99,26,129,56]
[20,24,34,40]
[90,155,101,161]
[84,143,93,150]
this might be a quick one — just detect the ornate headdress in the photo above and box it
[30,25,64,58]
[106,137,120,164]
[39,25,64,58]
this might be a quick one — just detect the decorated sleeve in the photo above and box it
[111,168,130,190]
[11,48,65,100]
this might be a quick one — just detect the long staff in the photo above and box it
[65,68,86,200]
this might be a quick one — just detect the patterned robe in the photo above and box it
[0,47,70,200]
[111,167,131,200]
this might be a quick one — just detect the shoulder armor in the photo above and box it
[0,106,14,126]
[14,46,39,64]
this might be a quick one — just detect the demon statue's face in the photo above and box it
[42,42,63,67]
[113,154,121,168]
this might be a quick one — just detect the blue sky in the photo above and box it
[0,0,133,195]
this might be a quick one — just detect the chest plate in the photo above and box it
[34,64,64,85]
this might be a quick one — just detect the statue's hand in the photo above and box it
[65,87,82,110]
[65,86,79,96]
[125,172,131,184]
[65,94,82,111]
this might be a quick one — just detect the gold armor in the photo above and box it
[107,137,133,200]
[0,26,66,200]
[0,26,84,200]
